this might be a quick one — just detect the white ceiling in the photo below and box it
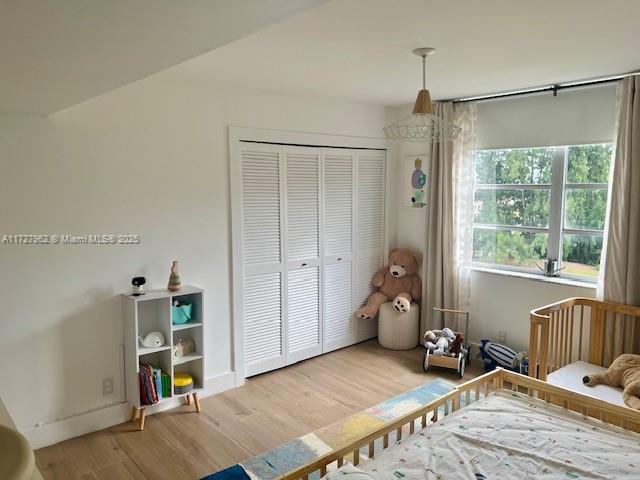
[169,0,640,106]
[0,0,326,115]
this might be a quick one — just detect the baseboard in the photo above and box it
[23,371,238,449]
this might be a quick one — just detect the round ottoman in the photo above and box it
[378,301,419,350]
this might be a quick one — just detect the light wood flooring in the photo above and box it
[35,340,483,480]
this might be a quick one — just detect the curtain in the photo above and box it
[422,102,477,335]
[598,76,640,306]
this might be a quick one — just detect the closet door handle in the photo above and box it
[301,262,307,267]
[337,257,342,262]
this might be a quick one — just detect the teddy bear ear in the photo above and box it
[413,251,423,265]
[388,248,398,258]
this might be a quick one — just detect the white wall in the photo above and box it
[0,74,386,446]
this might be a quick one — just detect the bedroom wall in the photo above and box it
[388,83,615,348]
[0,74,386,447]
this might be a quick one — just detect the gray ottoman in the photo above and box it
[378,301,419,350]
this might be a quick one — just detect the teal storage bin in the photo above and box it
[172,304,193,325]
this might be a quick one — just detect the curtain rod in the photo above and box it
[450,71,639,104]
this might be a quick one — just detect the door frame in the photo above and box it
[229,126,389,385]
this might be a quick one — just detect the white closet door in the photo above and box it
[285,148,322,363]
[322,149,356,352]
[355,150,386,340]
[240,145,285,377]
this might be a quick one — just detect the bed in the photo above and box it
[529,297,640,408]
[276,369,640,480]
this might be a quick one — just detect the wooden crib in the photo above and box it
[529,297,640,381]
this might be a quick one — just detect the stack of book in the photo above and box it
[139,363,170,405]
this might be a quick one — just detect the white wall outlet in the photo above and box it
[498,330,507,343]
[102,377,114,396]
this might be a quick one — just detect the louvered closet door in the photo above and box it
[322,148,356,352]
[285,148,322,364]
[240,144,285,377]
[355,150,387,341]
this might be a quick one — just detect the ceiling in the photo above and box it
[0,0,326,115]
[169,0,640,106]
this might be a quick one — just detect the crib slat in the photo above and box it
[579,305,584,361]
[320,466,327,477]
[337,457,344,468]
[368,442,374,458]
[569,306,574,363]
[353,449,359,466]
[383,433,389,449]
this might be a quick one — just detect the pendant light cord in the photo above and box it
[422,55,426,90]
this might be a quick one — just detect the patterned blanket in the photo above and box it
[202,379,456,480]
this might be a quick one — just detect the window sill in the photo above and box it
[471,266,597,289]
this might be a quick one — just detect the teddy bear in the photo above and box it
[424,327,455,356]
[583,353,640,409]
[449,333,467,358]
[354,248,422,320]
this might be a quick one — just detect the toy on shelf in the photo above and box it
[173,338,196,359]
[422,308,470,378]
[138,331,165,348]
[167,260,182,292]
[478,339,528,374]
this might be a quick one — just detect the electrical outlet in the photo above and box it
[498,330,507,343]
[102,377,114,396]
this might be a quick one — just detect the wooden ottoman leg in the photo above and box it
[193,392,201,413]
[130,405,138,422]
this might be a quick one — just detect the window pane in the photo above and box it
[475,148,553,185]
[473,228,548,269]
[566,144,612,184]
[562,234,603,278]
[564,188,607,230]
[474,189,550,227]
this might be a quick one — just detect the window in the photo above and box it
[472,144,612,280]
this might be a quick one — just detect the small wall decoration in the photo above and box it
[403,155,428,208]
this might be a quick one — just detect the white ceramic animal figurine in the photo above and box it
[139,331,165,348]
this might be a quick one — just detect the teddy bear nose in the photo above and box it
[392,271,398,276]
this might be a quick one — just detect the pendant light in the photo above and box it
[384,48,461,142]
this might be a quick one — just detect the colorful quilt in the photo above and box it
[202,379,457,480]
[335,390,640,479]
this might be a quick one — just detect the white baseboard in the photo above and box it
[23,371,237,449]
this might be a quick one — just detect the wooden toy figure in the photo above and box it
[167,260,182,291]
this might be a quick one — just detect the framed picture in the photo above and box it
[403,155,429,208]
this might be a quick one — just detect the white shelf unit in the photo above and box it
[122,285,204,429]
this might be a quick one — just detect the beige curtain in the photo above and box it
[598,76,640,306]
[422,102,477,335]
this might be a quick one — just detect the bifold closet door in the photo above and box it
[355,150,386,340]
[322,148,356,352]
[240,144,285,377]
[284,148,322,364]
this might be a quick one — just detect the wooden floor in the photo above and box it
[35,340,483,480]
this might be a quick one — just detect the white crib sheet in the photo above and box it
[336,390,640,480]
[546,361,625,407]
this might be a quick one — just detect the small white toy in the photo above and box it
[424,327,456,356]
[139,331,165,348]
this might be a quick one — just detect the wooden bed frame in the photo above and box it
[529,297,640,380]
[277,368,640,480]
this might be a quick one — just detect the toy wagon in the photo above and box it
[422,307,470,378]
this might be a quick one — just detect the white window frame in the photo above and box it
[472,143,610,282]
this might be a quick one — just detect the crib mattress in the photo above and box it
[327,390,640,480]
[546,361,625,407]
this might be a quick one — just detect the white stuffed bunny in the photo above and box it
[424,327,456,356]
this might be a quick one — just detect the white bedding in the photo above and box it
[327,390,640,480]
[547,361,625,407]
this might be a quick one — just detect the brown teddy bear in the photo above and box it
[583,353,640,409]
[355,248,422,320]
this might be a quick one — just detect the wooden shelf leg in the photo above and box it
[138,407,147,431]
[193,392,201,413]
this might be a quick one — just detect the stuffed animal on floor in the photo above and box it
[424,327,456,356]
[583,353,640,409]
[354,248,422,320]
